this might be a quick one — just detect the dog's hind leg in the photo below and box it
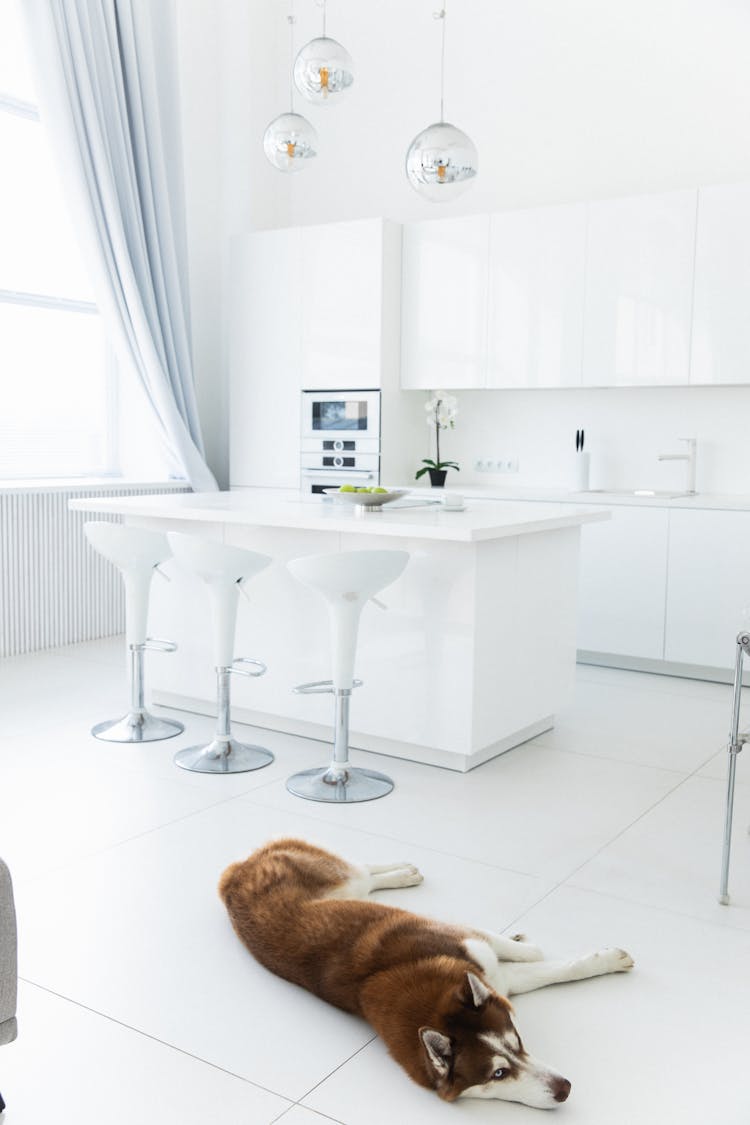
[493,948,635,996]
[322,861,423,901]
[361,862,424,891]
[365,862,424,891]
[470,930,545,962]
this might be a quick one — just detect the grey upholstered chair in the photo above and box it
[0,858,18,1113]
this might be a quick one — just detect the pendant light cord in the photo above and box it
[287,1,296,112]
[315,0,327,38]
[434,6,447,123]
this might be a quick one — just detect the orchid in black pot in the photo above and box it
[415,392,460,487]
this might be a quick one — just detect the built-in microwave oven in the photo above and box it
[301,389,380,447]
[300,389,381,493]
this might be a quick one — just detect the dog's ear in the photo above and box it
[419,1027,452,1079]
[462,971,492,1009]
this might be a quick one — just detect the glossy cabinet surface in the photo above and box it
[691,182,750,385]
[487,203,587,387]
[229,228,302,489]
[582,190,697,387]
[665,508,750,668]
[300,218,387,391]
[401,214,490,389]
[577,505,669,659]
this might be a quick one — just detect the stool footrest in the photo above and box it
[230,657,267,678]
[293,679,363,695]
[142,637,178,653]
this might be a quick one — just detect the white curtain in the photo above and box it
[23,0,217,492]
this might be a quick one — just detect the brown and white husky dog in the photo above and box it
[219,838,634,1110]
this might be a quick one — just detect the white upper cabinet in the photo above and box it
[300,218,397,391]
[401,214,490,390]
[229,228,302,489]
[690,183,750,385]
[487,203,587,388]
[582,190,697,386]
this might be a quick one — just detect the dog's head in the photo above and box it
[419,972,571,1109]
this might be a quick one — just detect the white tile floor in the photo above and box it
[1,638,750,1124]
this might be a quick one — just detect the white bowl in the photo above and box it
[323,488,408,508]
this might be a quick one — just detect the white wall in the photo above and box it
[176,0,750,493]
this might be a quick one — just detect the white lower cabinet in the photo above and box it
[664,509,750,669]
[577,506,669,658]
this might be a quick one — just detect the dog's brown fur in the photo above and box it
[219,838,531,1099]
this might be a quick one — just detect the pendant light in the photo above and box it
[405,5,478,201]
[294,0,353,105]
[263,6,318,173]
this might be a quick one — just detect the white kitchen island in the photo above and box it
[71,490,608,772]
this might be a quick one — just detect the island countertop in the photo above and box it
[70,487,610,542]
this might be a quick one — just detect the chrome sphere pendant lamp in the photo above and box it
[294,0,353,105]
[263,4,318,173]
[406,5,478,201]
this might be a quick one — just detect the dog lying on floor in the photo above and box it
[219,838,634,1109]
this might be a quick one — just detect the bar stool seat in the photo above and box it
[286,548,409,803]
[167,533,274,774]
[84,522,184,743]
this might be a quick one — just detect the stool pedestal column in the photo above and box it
[286,684,394,803]
[92,639,185,743]
[174,664,273,774]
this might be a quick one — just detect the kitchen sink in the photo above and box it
[582,489,695,499]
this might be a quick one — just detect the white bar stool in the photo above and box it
[286,548,409,803]
[84,522,184,743]
[167,532,274,774]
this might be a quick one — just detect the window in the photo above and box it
[0,0,117,479]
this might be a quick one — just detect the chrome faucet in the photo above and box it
[657,437,697,494]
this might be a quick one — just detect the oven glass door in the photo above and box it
[312,399,368,432]
[302,390,380,441]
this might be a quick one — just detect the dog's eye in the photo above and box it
[493,1068,507,1080]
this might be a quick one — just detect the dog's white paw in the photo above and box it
[390,865,424,887]
[596,947,635,972]
[510,932,528,943]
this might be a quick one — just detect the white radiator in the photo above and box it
[0,483,189,658]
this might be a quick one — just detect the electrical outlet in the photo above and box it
[475,455,519,473]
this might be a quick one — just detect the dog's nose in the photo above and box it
[552,1077,571,1103]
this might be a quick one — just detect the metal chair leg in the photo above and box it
[719,632,749,904]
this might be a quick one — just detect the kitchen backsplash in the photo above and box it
[427,385,750,496]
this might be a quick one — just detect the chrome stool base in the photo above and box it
[286,765,394,803]
[92,711,184,743]
[174,737,274,774]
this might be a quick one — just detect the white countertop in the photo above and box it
[70,488,610,543]
[432,483,750,511]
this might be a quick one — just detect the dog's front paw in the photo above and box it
[391,864,424,887]
[597,947,635,972]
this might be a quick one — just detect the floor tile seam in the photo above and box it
[293,1033,378,1111]
[559,878,750,936]
[12,788,267,889]
[17,976,297,1105]
[271,1104,345,1125]
[527,736,701,776]
[228,790,545,881]
[531,758,720,897]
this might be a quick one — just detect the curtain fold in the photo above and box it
[23,0,217,492]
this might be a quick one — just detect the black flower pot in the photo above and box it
[428,469,447,488]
